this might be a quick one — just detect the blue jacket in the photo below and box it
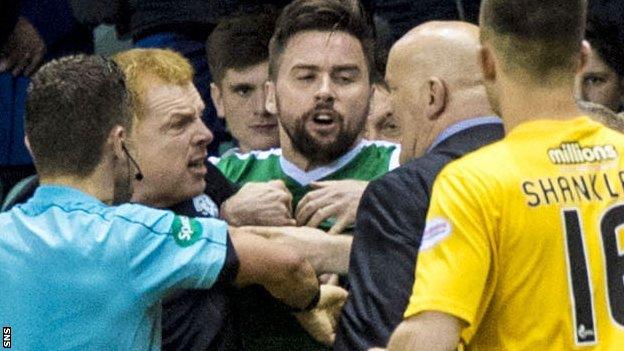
[0,185,229,349]
[0,0,92,166]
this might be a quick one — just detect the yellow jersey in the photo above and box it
[405,116,624,350]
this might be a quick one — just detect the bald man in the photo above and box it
[333,21,504,351]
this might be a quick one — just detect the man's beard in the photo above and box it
[281,104,367,164]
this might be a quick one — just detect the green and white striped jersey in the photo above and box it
[211,140,400,350]
[211,140,401,209]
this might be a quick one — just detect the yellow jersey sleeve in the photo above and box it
[404,164,498,338]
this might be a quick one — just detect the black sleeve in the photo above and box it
[334,167,429,351]
[162,187,241,351]
[204,161,238,207]
[214,232,240,286]
[168,161,237,216]
[0,0,21,47]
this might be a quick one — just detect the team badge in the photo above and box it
[193,194,219,217]
[421,217,452,251]
[171,215,203,247]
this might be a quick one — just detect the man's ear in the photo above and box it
[578,40,591,74]
[480,44,497,82]
[425,77,447,121]
[110,125,126,160]
[265,80,278,115]
[210,82,226,119]
[24,136,33,157]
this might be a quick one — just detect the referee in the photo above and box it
[0,55,320,350]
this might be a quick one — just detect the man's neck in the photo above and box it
[499,83,582,131]
[280,135,362,172]
[130,189,176,209]
[281,144,315,171]
[40,171,114,205]
[238,144,251,154]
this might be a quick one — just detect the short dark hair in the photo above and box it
[208,10,278,85]
[585,2,624,79]
[268,0,375,81]
[480,0,587,83]
[26,55,132,178]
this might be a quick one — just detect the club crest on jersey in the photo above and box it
[421,217,452,251]
[547,142,617,165]
[172,215,203,247]
[193,194,219,217]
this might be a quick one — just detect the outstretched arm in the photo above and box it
[243,226,353,275]
[228,226,319,310]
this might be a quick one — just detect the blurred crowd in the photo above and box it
[1,0,484,198]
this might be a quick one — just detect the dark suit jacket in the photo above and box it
[334,122,504,351]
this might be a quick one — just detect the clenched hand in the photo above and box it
[296,180,368,234]
[295,284,349,346]
[221,180,296,226]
